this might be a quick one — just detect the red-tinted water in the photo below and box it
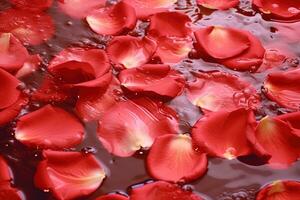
[0,0,300,200]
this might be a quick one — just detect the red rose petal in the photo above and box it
[276,111,300,130]
[192,109,255,159]
[58,0,106,19]
[252,116,300,167]
[0,156,12,183]
[15,54,41,79]
[264,69,300,110]
[86,1,137,36]
[15,105,84,149]
[186,71,260,113]
[119,64,185,98]
[146,134,207,183]
[34,150,106,200]
[194,26,265,71]
[130,181,204,200]
[76,76,122,122]
[197,0,239,10]
[10,0,53,11]
[97,98,179,157]
[123,0,177,19]
[107,36,157,69]
[0,187,23,200]
[256,180,300,200]
[253,0,300,20]
[96,194,129,200]
[0,33,29,72]
[0,9,55,45]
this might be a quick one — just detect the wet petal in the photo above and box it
[86,1,137,36]
[58,0,106,19]
[95,194,129,200]
[192,109,255,159]
[107,36,157,69]
[0,9,55,45]
[97,98,179,157]
[15,54,41,78]
[147,134,207,183]
[10,0,53,11]
[119,64,185,98]
[186,71,260,113]
[197,0,239,10]
[256,180,300,200]
[15,105,84,149]
[130,181,204,200]
[264,69,300,110]
[34,150,106,200]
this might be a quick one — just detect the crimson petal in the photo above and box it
[15,54,41,78]
[192,109,255,159]
[86,1,137,36]
[123,0,177,19]
[186,71,260,113]
[10,0,53,11]
[264,69,300,110]
[107,36,157,69]
[97,98,179,157]
[256,180,300,200]
[0,9,54,45]
[197,0,239,10]
[58,0,106,19]
[0,33,29,72]
[34,150,106,200]
[119,64,185,98]
[147,134,207,183]
[15,105,84,149]
[96,194,129,200]
[0,156,12,183]
[130,181,204,200]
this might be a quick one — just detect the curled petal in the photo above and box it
[15,105,84,149]
[58,0,106,19]
[15,54,41,79]
[0,187,23,200]
[253,116,300,167]
[0,33,29,72]
[34,150,106,200]
[123,0,176,19]
[276,111,300,130]
[86,1,137,36]
[147,134,207,183]
[10,0,52,11]
[130,181,204,200]
[253,0,300,21]
[96,194,129,200]
[256,180,300,200]
[197,0,239,10]
[119,64,185,98]
[186,71,260,113]
[192,109,255,159]
[0,9,55,45]
[107,36,157,69]
[264,69,300,110]
[97,98,179,157]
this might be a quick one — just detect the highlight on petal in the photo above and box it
[0,33,29,72]
[10,0,53,11]
[96,194,129,200]
[34,150,106,200]
[15,105,84,149]
[256,180,300,200]
[58,0,106,19]
[0,187,23,200]
[119,64,185,98]
[186,71,261,113]
[130,181,204,200]
[146,134,207,183]
[264,69,300,110]
[107,36,157,69]
[194,26,265,71]
[192,109,255,160]
[252,115,300,167]
[15,54,41,79]
[86,1,137,36]
[253,0,300,21]
[0,156,12,183]
[0,9,55,45]
[123,0,177,19]
[197,0,239,10]
[97,98,179,157]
